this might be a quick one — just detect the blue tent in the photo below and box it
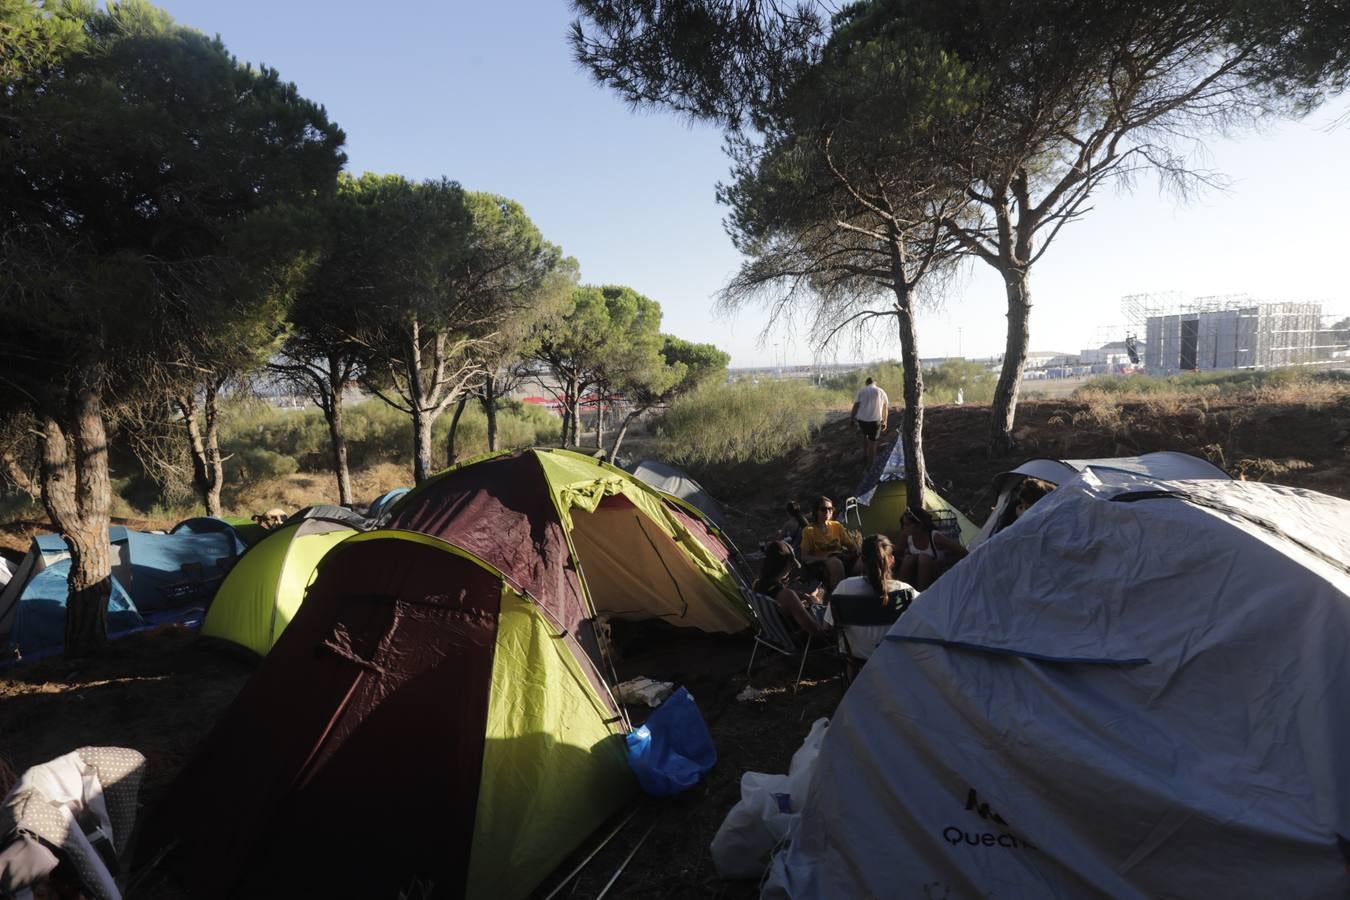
[171,517,248,556]
[117,528,240,612]
[367,488,410,522]
[0,524,242,660]
[5,560,143,659]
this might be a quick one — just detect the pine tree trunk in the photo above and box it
[565,375,579,447]
[39,389,113,659]
[412,407,434,484]
[594,395,604,450]
[202,382,223,518]
[325,356,353,507]
[894,292,927,510]
[64,526,111,660]
[326,396,352,507]
[609,409,642,462]
[989,269,1032,454]
[179,394,214,516]
[484,375,499,452]
[446,395,469,466]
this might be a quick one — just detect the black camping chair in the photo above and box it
[745,590,824,695]
[828,586,916,684]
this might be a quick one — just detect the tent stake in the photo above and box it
[543,808,638,900]
[595,823,655,900]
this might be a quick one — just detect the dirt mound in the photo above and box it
[691,395,1350,552]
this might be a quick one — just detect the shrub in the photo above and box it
[819,359,994,406]
[225,447,300,483]
[0,490,40,523]
[924,359,997,405]
[653,380,827,465]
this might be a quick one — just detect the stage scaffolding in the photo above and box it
[1119,293,1344,375]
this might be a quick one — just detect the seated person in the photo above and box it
[776,500,811,552]
[1014,478,1054,519]
[827,534,917,668]
[799,496,856,590]
[897,506,967,590]
[754,540,828,636]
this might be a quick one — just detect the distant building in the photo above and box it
[1145,302,1322,375]
[1079,341,1137,366]
[1023,350,1077,369]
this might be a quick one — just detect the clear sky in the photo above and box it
[154,0,1350,367]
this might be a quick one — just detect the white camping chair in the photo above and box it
[0,746,146,900]
[746,591,820,694]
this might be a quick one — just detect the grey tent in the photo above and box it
[765,471,1350,898]
[627,459,728,528]
[972,450,1229,547]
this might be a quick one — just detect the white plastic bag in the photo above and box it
[612,676,674,707]
[710,718,829,880]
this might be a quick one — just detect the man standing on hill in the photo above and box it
[850,376,890,467]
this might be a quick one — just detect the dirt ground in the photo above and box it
[2,392,1348,897]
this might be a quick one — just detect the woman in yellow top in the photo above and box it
[799,496,854,590]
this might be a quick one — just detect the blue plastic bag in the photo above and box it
[625,686,717,796]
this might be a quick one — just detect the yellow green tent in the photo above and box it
[201,517,358,654]
[849,440,981,544]
[143,530,637,899]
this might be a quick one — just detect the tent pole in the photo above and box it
[595,823,655,900]
[542,807,638,900]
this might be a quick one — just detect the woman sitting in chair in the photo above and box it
[799,496,856,590]
[754,540,828,636]
[897,506,967,590]
[828,535,916,672]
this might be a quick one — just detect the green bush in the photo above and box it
[225,447,300,483]
[0,490,40,523]
[819,358,995,406]
[924,359,996,405]
[654,379,827,465]
[209,394,562,487]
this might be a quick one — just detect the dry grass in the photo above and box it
[223,461,409,516]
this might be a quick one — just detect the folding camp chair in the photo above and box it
[745,591,820,694]
[828,587,916,685]
[841,497,864,533]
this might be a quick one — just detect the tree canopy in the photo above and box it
[573,0,1348,452]
[0,0,345,653]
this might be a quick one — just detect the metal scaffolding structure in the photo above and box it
[1119,293,1345,375]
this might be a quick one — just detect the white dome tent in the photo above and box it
[971,450,1229,548]
[765,471,1350,899]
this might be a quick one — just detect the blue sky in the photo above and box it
[156,0,1350,367]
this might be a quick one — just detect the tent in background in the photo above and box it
[0,524,242,658]
[766,473,1350,898]
[142,531,633,900]
[169,516,247,556]
[220,516,269,547]
[845,440,980,544]
[4,561,143,657]
[367,487,410,522]
[201,515,362,655]
[388,448,753,676]
[627,459,728,528]
[0,534,73,641]
[970,450,1229,547]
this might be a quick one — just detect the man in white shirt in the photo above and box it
[850,376,890,466]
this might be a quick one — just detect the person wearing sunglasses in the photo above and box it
[800,496,855,590]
